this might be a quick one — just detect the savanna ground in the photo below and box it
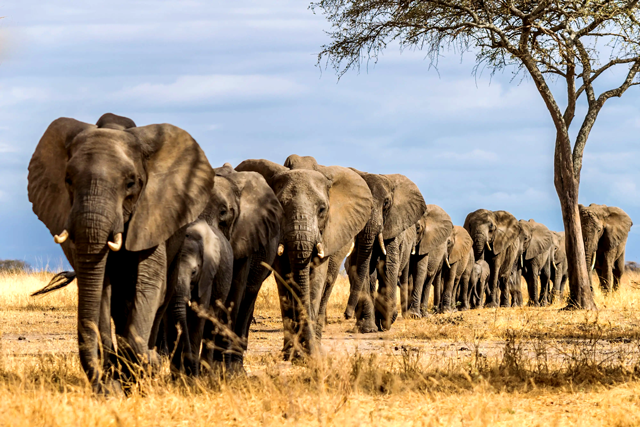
[3,270,640,426]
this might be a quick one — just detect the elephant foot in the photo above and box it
[355,318,378,334]
[458,305,469,312]
[225,359,247,378]
[93,379,124,397]
[405,309,422,319]
[527,301,540,307]
[344,308,355,320]
[484,301,499,308]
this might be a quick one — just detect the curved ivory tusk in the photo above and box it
[346,241,355,258]
[590,252,597,270]
[316,242,325,259]
[520,254,523,268]
[107,233,122,252]
[411,246,416,255]
[445,256,451,268]
[378,233,386,256]
[54,230,69,244]
[277,244,284,256]
[486,241,492,251]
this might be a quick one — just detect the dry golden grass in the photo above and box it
[2,270,640,425]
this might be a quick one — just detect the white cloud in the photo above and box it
[436,149,499,163]
[112,74,306,105]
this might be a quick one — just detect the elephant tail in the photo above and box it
[31,271,77,296]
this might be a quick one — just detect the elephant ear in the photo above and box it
[604,206,633,248]
[493,211,520,255]
[225,171,283,260]
[525,222,553,260]
[96,113,136,130]
[318,166,372,256]
[449,226,473,264]
[382,174,427,240]
[284,154,319,170]
[417,205,453,255]
[236,159,288,186]
[125,124,214,252]
[28,118,95,237]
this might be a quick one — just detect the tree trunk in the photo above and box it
[553,134,597,310]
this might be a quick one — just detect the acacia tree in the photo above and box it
[313,0,640,309]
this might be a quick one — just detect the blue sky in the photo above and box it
[1,1,639,269]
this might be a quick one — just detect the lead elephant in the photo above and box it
[28,114,214,392]
[464,209,521,308]
[236,158,372,359]
[406,205,453,318]
[343,169,426,332]
[579,204,633,293]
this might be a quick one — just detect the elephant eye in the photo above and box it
[126,180,135,189]
[383,199,390,209]
[191,268,197,277]
[318,205,327,216]
[65,176,72,186]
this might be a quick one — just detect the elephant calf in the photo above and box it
[168,219,233,376]
[468,259,490,309]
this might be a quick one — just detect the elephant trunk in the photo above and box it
[284,217,317,355]
[472,233,487,261]
[344,218,378,319]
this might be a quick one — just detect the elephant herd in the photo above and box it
[27,114,632,393]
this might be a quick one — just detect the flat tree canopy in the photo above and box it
[313,0,640,309]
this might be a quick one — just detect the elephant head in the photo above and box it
[447,226,473,267]
[28,114,213,384]
[415,204,454,257]
[203,163,283,260]
[579,204,633,271]
[519,219,553,262]
[551,231,566,268]
[464,209,520,260]
[236,158,372,350]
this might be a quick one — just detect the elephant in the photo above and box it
[28,113,214,392]
[550,231,569,302]
[464,209,521,308]
[236,158,372,359]
[579,204,633,293]
[439,225,474,312]
[405,205,453,318]
[516,219,554,306]
[342,169,426,332]
[468,259,490,308]
[199,163,282,373]
[167,219,233,376]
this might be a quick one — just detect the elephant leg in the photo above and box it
[458,269,471,311]
[613,251,625,292]
[375,238,400,331]
[539,261,552,306]
[355,255,378,334]
[407,254,428,318]
[439,267,456,313]
[600,255,615,294]
[498,275,511,308]
[485,258,500,308]
[99,279,115,372]
[318,246,349,339]
[433,272,443,310]
[399,261,410,316]
[551,265,562,304]
[524,267,538,306]
[422,270,440,315]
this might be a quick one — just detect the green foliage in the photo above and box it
[0,260,31,273]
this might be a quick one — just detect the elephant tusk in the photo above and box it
[445,257,451,268]
[591,252,597,271]
[486,241,492,251]
[107,233,122,252]
[316,242,325,259]
[411,246,416,255]
[54,230,69,244]
[520,254,523,268]
[378,233,387,256]
[277,244,284,256]
[346,241,355,258]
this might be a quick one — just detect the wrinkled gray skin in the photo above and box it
[468,260,490,308]
[439,226,474,312]
[464,210,521,308]
[28,114,213,393]
[579,204,633,293]
[405,205,453,318]
[550,231,569,302]
[237,157,372,359]
[168,220,233,376]
[516,220,554,306]
[504,222,532,308]
[343,169,426,333]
